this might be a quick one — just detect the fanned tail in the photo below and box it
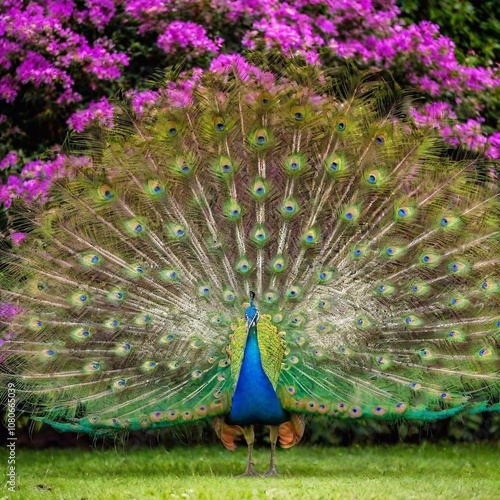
[0,57,499,435]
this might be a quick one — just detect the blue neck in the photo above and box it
[227,324,288,426]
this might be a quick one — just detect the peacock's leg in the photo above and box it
[264,426,279,476]
[236,425,260,477]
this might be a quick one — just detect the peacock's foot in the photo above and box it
[235,469,261,478]
[263,468,278,477]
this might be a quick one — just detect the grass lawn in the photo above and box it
[1,443,499,499]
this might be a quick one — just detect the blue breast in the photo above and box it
[227,325,288,426]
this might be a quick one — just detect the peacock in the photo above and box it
[1,57,499,477]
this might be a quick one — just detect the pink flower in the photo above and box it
[157,21,222,55]
[67,97,114,132]
[127,89,160,115]
[0,304,20,319]
[0,151,18,170]
[486,132,500,160]
[0,75,19,103]
[10,232,27,245]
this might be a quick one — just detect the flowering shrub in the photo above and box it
[0,0,498,209]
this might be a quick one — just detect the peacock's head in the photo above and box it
[245,291,259,328]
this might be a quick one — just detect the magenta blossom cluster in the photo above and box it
[0,154,89,208]
[0,303,19,319]
[67,97,115,132]
[412,102,500,159]
[1,0,498,210]
[0,0,128,105]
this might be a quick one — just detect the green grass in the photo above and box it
[1,443,499,499]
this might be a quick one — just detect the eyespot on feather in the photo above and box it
[223,200,243,220]
[213,116,225,132]
[342,204,361,222]
[97,184,114,201]
[250,224,269,247]
[269,255,288,273]
[324,153,347,175]
[146,180,165,196]
[249,127,270,147]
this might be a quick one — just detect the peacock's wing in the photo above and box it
[1,58,499,433]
